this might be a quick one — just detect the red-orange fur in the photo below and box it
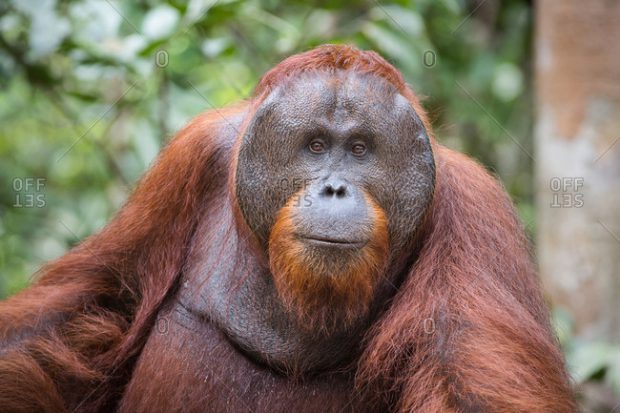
[0,45,576,412]
[356,145,576,412]
[269,191,389,332]
[0,108,236,411]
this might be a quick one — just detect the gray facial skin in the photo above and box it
[236,70,435,254]
[180,70,435,374]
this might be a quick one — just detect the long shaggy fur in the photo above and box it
[0,45,577,412]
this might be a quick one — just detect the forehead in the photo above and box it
[262,70,414,133]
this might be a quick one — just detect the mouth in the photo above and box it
[299,235,367,249]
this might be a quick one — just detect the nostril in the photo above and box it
[321,181,348,198]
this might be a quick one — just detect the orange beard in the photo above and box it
[268,193,389,332]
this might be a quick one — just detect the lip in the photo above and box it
[299,235,367,249]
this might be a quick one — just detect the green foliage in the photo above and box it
[554,309,620,400]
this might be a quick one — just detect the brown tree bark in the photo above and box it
[536,1,620,343]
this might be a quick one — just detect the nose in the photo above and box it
[296,178,370,245]
[320,179,347,198]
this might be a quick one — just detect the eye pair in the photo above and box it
[309,140,367,156]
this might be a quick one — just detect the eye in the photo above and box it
[351,143,367,157]
[309,140,326,154]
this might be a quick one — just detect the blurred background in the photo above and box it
[0,0,618,410]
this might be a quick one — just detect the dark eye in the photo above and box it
[309,140,326,154]
[351,143,367,156]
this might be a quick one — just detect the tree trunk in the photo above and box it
[536,0,620,344]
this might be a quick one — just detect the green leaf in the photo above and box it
[568,342,612,383]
